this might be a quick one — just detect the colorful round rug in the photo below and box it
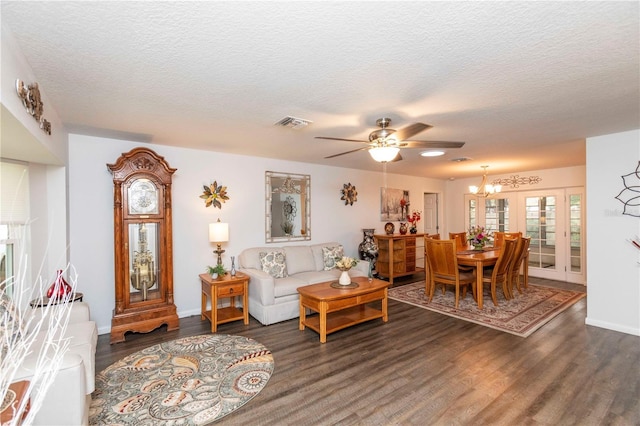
[89,334,274,425]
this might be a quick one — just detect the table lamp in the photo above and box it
[209,219,229,266]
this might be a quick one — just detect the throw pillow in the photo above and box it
[259,251,288,278]
[322,245,344,270]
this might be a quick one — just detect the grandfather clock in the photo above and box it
[108,147,179,344]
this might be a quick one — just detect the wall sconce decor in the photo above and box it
[200,180,229,209]
[15,79,51,135]
[340,183,358,205]
[491,174,542,189]
[615,161,640,217]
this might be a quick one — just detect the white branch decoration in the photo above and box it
[1,261,77,425]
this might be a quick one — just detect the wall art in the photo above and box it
[380,188,409,221]
[341,183,358,206]
[15,79,52,135]
[614,161,640,217]
[492,174,542,188]
[200,181,229,209]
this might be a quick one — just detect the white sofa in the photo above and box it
[238,242,370,325]
[13,301,98,425]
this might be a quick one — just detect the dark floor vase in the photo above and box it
[358,228,378,272]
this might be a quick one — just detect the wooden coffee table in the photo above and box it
[297,277,389,343]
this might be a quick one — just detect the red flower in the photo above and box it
[407,211,421,225]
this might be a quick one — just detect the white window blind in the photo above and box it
[1,160,30,223]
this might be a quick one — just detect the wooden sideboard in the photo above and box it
[374,233,425,284]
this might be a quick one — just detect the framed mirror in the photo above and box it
[266,171,311,243]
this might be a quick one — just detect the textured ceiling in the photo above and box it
[1,1,638,179]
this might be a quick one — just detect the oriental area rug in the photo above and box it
[388,281,585,337]
[89,334,274,425]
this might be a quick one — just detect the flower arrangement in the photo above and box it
[335,256,358,271]
[468,225,492,248]
[407,210,421,231]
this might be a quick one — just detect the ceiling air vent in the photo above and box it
[450,157,472,162]
[274,116,312,129]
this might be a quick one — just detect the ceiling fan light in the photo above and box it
[369,146,400,162]
[420,150,445,157]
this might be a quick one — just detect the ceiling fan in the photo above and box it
[315,117,465,162]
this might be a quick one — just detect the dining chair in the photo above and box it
[509,236,531,296]
[493,231,522,248]
[425,238,475,308]
[449,232,475,273]
[482,237,517,305]
[423,234,441,296]
[449,232,467,251]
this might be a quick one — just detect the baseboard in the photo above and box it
[585,317,640,336]
[178,307,201,318]
[97,307,225,335]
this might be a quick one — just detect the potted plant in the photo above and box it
[207,264,226,279]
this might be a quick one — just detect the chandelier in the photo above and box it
[469,165,502,197]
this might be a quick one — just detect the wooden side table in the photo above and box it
[200,272,249,332]
[29,292,84,308]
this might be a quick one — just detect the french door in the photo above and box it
[517,189,585,284]
[465,188,585,284]
[465,193,517,233]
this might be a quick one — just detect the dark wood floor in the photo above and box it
[95,275,640,425]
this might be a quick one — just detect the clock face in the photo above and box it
[128,178,159,215]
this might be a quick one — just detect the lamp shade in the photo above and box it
[209,221,229,242]
[369,146,400,162]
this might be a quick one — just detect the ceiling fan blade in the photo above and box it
[324,146,370,159]
[315,136,369,143]
[391,153,403,162]
[394,123,432,141]
[402,140,466,149]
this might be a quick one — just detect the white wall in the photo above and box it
[68,135,445,334]
[1,25,70,301]
[585,130,640,336]
[1,25,67,164]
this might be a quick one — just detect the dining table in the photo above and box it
[456,247,501,309]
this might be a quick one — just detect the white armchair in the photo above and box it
[13,301,97,426]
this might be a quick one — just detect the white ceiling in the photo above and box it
[2,1,638,179]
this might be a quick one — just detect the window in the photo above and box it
[0,161,30,297]
[484,198,510,233]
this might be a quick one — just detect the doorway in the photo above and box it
[423,193,439,236]
[421,192,440,269]
[517,188,585,284]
